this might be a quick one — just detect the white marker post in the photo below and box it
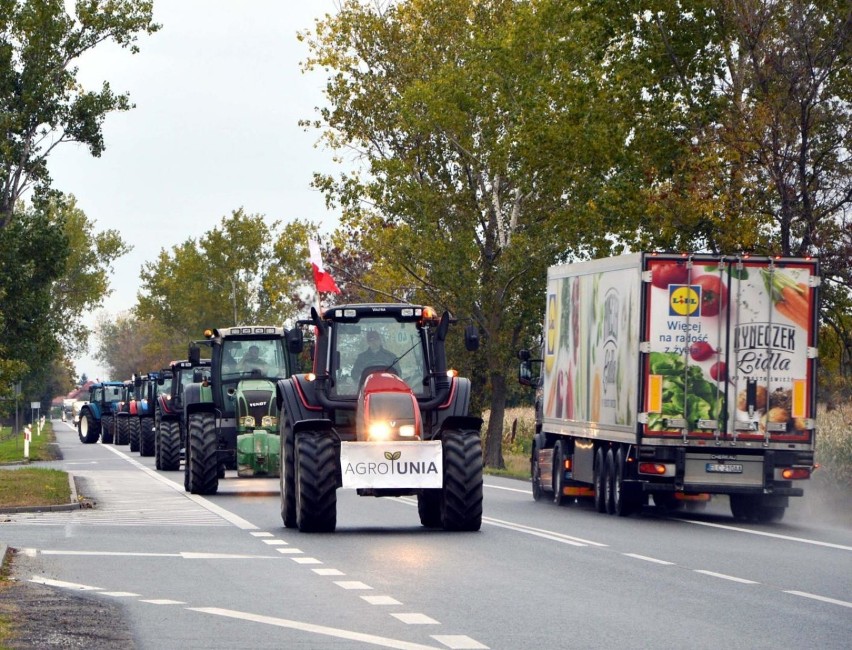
[23,425,31,459]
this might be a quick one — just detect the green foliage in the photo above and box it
[0,0,160,225]
[94,312,186,380]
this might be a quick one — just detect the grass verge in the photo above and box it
[0,422,60,463]
[0,422,70,508]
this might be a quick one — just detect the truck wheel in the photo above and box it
[159,421,181,471]
[79,412,99,444]
[129,417,140,452]
[531,444,545,502]
[417,490,442,527]
[139,417,155,457]
[101,415,114,444]
[188,413,218,495]
[279,419,297,528]
[593,447,606,513]
[441,430,483,531]
[552,441,569,506]
[295,431,338,532]
[604,448,616,515]
[115,417,129,445]
[613,447,638,517]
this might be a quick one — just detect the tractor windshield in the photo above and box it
[220,339,288,380]
[332,318,427,398]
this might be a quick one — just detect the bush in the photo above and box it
[817,402,852,488]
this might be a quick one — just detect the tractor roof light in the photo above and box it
[419,306,439,326]
[204,329,214,338]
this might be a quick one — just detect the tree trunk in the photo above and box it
[483,370,507,469]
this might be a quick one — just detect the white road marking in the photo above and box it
[100,591,140,597]
[313,568,345,576]
[188,607,442,650]
[482,516,608,547]
[363,595,402,606]
[483,483,530,495]
[784,591,852,608]
[291,557,323,564]
[432,635,490,649]
[30,576,101,590]
[694,570,759,584]
[681,519,852,551]
[392,613,440,625]
[335,580,373,590]
[262,539,288,545]
[36,550,279,560]
[140,599,186,605]
[250,532,273,537]
[623,553,676,565]
[276,547,303,554]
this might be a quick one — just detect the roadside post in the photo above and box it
[24,425,31,459]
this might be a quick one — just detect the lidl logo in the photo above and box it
[669,284,702,316]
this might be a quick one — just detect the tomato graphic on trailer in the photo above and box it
[693,274,728,317]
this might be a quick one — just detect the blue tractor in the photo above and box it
[77,381,125,444]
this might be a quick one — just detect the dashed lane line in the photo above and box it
[694,570,760,585]
[623,553,676,565]
[784,591,852,608]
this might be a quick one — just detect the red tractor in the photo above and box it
[277,303,483,532]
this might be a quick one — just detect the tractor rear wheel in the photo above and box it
[279,419,297,528]
[440,430,483,531]
[115,417,129,445]
[294,431,338,532]
[79,412,99,444]
[129,417,140,452]
[139,417,155,457]
[158,421,181,471]
[101,415,114,444]
[188,413,218,495]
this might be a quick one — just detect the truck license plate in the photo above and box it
[705,463,743,474]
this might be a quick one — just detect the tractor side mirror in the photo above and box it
[464,324,480,351]
[287,327,304,354]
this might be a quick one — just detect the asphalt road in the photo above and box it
[1,421,850,649]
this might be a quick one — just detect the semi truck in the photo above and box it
[519,252,819,523]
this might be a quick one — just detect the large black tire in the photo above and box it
[139,417,155,457]
[593,447,606,513]
[553,441,569,506]
[100,415,114,444]
[115,417,129,445]
[417,489,442,527]
[294,431,338,532]
[441,430,483,531]
[128,417,140,452]
[604,448,616,515]
[613,447,640,517]
[531,444,545,502]
[158,420,181,471]
[279,419,297,528]
[79,412,99,444]
[188,413,218,495]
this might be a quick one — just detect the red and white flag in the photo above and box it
[308,239,341,294]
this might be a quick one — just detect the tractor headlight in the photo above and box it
[241,416,256,428]
[261,415,277,427]
[399,424,416,437]
[368,421,392,441]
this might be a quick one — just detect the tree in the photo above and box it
[301,0,630,467]
[94,312,185,380]
[0,0,159,226]
[136,209,320,340]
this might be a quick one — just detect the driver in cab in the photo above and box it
[239,345,268,373]
[352,330,397,383]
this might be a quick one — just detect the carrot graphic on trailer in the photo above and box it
[761,269,810,330]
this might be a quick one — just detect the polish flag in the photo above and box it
[308,239,341,294]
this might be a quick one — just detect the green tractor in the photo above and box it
[182,326,297,494]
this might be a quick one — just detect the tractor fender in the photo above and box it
[293,419,335,435]
[277,376,320,423]
[184,383,214,415]
[438,415,483,437]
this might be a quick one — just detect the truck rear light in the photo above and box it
[564,458,572,471]
[780,467,810,480]
[638,462,670,476]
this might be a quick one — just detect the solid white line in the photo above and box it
[681,519,852,551]
[483,517,608,547]
[101,445,259,530]
[432,635,490,650]
[100,591,140,597]
[180,552,279,560]
[188,607,442,650]
[483,483,530,495]
[392,613,440,625]
[37,550,278,560]
[623,553,676,565]
[694,570,759,584]
[784,591,852,608]
[41,550,179,557]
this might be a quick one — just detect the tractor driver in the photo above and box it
[239,345,267,373]
[351,330,398,383]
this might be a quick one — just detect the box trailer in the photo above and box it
[519,252,820,522]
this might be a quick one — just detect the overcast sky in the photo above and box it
[47,1,343,381]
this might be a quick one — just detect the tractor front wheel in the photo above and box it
[280,419,297,528]
[294,431,338,532]
[128,417,140,452]
[79,412,99,444]
[158,421,181,471]
[440,430,483,531]
[188,413,218,495]
[100,415,114,444]
[139,417,155,457]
